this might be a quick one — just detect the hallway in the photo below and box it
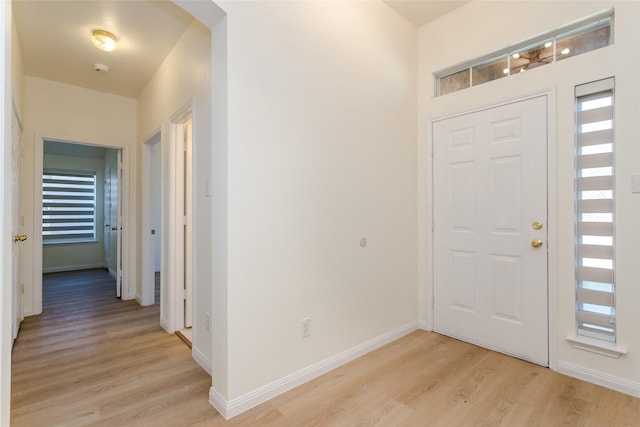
[10,269,215,426]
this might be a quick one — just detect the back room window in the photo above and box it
[42,171,97,244]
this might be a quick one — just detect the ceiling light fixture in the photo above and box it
[561,47,571,55]
[91,29,118,52]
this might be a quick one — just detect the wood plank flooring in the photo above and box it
[11,269,640,426]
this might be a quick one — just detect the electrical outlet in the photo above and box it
[205,312,211,332]
[301,317,311,338]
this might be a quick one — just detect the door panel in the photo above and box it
[433,96,548,365]
[116,150,122,298]
[104,149,122,297]
[11,111,23,340]
[104,165,111,271]
[184,121,193,328]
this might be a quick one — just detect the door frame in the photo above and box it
[32,134,131,314]
[424,90,558,371]
[161,101,194,334]
[141,129,162,307]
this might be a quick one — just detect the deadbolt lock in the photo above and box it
[532,221,543,230]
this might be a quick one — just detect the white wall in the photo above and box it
[419,0,640,393]
[136,19,212,366]
[42,152,105,272]
[215,0,418,401]
[11,12,23,120]
[22,76,137,315]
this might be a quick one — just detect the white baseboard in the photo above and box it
[108,268,117,280]
[160,317,171,333]
[42,263,105,274]
[557,360,640,398]
[193,345,212,376]
[209,320,419,420]
[418,319,430,330]
[209,387,227,418]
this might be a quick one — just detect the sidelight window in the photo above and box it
[575,77,615,342]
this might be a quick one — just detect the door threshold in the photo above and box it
[175,329,192,349]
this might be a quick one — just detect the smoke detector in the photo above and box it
[93,63,110,72]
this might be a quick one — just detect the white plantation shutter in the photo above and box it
[43,171,97,243]
[575,77,615,342]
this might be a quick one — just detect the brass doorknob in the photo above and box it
[14,235,27,242]
[531,239,543,248]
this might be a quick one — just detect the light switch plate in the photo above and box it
[632,174,640,193]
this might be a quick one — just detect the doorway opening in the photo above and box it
[171,107,194,343]
[33,138,128,313]
[141,131,162,308]
[143,106,194,342]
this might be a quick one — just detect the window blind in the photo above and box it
[575,77,615,342]
[42,171,97,243]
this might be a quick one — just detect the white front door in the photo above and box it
[433,95,548,366]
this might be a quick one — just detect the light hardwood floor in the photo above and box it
[11,269,640,426]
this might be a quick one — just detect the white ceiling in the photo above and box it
[383,0,470,26]
[13,1,467,100]
[13,0,195,98]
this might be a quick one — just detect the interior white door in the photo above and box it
[433,96,548,365]
[184,121,193,328]
[104,165,112,271]
[11,111,23,341]
[115,150,122,298]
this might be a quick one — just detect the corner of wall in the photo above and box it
[193,344,212,376]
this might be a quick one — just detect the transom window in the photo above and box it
[42,171,97,244]
[435,11,613,96]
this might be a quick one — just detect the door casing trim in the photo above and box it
[140,129,162,307]
[31,134,131,315]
